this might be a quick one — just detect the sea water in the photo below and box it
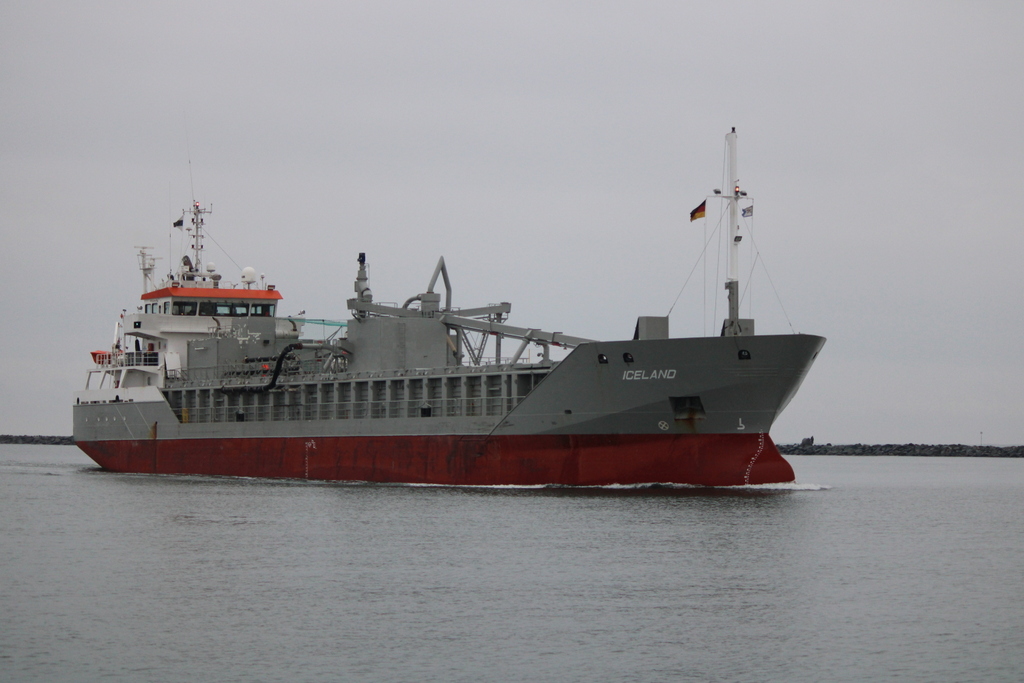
[2,445,1022,682]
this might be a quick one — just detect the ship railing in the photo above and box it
[166,358,550,388]
[476,356,516,366]
[171,396,512,425]
[165,357,339,387]
[91,350,160,368]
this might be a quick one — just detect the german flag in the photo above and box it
[689,200,706,222]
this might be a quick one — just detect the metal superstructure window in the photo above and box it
[171,300,198,315]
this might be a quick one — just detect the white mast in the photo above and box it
[722,127,749,337]
[136,246,157,293]
[181,200,211,278]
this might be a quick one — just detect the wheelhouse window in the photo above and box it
[171,300,198,315]
[204,301,253,316]
[250,303,275,317]
[196,301,251,316]
[199,301,229,316]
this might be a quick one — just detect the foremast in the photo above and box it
[721,127,752,337]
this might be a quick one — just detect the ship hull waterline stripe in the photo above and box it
[76,432,794,487]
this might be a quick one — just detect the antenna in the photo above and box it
[184,115,196,204]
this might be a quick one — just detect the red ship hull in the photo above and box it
[76,432,794,487]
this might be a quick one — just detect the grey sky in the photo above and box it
[2,1,1022,444]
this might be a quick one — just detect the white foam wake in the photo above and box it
[723,481,832,491]
[408,481,832,491]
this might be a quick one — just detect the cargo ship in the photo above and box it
[74,129,825,486]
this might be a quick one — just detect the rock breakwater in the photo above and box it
[779,442,1023,457]
[1,435,75,446]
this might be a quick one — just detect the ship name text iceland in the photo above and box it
[622,369,677,380]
